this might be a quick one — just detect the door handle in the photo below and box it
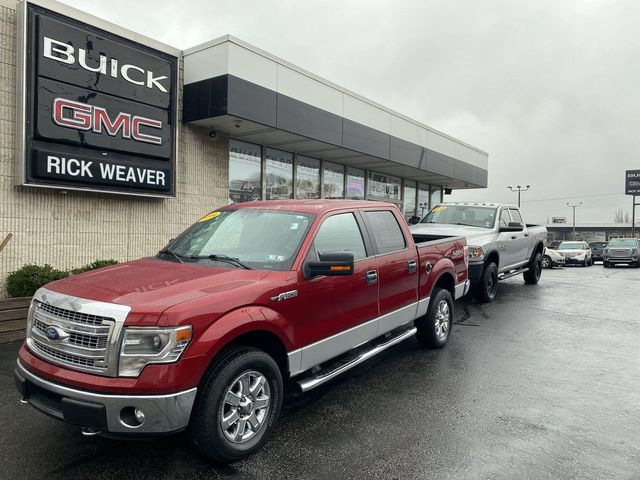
[524,233,530,237]
[511,235,517,239]
[407,260,417,273]
[365,270,378,285]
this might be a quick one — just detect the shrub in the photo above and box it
[70,259,118,275]
[6,264,69,298]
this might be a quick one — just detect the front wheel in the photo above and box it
[603,261,610,268]
[471,262,499,303]
[191,347,283,463]
[541,255,551,269]
[524,252,542,284]
[416,288,453,349]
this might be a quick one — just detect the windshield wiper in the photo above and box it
[190,254,252,270]
[158,248,185,263]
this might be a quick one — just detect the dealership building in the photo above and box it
[0,0,488,297]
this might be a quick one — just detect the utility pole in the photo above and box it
[507,185,531,208]
[567,202,582,240]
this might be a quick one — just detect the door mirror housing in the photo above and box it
[408,215,421,225]
[500,222,524,232]
[304,252,355,279]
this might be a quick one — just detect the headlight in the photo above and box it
[467,246,484,261]
[118,326,192,377]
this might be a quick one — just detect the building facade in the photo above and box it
[0,0,488,297]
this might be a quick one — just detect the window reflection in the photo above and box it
[367,171,401,201]
[430,186,442,207]
[403,180,417,220]
[418,184,430,217]
[346,167,365,199]
[324,161,344,199]
[229,139,261,203]
[265,148,293,200]
[296,156,320,199]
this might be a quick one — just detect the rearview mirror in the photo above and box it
[500,222,524,232]
[304,252,355,279]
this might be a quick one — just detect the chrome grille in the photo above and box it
[29,301,115,374]
[31,339,97,368]
[610,248,631,257]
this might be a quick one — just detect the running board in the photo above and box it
[296,327,417,392]
[499,267,529,281]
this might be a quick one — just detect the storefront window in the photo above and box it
[418,184,430,217]
[403,180,417,221]
[265,148,293,200]
[367,171,401,201]
[346,167,365,199]
[323,161,344,199]
[430,186,442,207]
[229,139,262,203]
[296,156,320,199]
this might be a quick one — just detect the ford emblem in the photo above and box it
[44,325,69,342]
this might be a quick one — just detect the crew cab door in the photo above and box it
[497,207,521,270]
[508,208,531,267]
[361,209,418,334]
[288,211,379,371]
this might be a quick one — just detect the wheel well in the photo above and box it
[485,251,499,268]
[534,242,544,257]
[215,330,289,377]
[434,272,455,297]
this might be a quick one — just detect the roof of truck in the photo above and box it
[438,202,518,209]
[222,199,400,215]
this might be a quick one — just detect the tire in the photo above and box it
[191,347,283,463]
[416,288,453,349]
[471,262,499,303]
[581,258,587,267]
[541,255,551,269]
[523,252,542,284]
[603,261,610,268]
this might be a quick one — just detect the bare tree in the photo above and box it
[613,208,631,223]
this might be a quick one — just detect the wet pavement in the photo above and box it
[1,264,639,479]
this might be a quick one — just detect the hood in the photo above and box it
[44,258,271,325]
[557,249,587,255]
[409,222,495,246]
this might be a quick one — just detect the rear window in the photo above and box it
[363,210,406,254]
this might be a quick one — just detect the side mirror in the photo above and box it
[304,252,355,279]
[408,215,421,225]
[500,222,524,232]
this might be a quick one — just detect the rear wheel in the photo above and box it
[541,255,552,269]
[191,347,283,463]
[524,252,542,284]
[471,262,499,303]
[416,288,453,349]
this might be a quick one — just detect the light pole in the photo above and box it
[507,185,531,207]
[567,202,582,240]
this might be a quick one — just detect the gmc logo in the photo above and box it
[52,98,163,145]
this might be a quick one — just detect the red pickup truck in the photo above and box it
[15,200,468,462]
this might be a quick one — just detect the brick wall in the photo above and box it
[0,3,230,297]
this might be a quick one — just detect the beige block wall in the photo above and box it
[0,3,230,298]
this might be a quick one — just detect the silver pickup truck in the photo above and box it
[409,203,547,302]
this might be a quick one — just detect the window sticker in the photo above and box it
[290,223,299,230]
[265,255,286,262]
[431,206,447,212]
[197,211,221,222]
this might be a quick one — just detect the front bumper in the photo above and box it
[468,263,483,283]
[563,257,586,265]
[604,257,639,264]
[15,360,197,435]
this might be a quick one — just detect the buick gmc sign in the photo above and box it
[16,2,177,196]
[626,170,640,196]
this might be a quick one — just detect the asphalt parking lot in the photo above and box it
[1,264,639,480]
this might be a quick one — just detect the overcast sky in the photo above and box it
[60,0,640,224]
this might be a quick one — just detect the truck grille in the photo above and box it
[610,248,632,258]
[28,301,115,374]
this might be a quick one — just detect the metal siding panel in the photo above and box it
[228,75,277,127]
[276,93,343,146]
[477,168,488,187]
[182,75,228,123]
[390,136,424,169]
[277,65,343,116]
[343,119,390,160]
[425,148,455,178]
[454,159,478,184]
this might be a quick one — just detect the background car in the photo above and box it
[542,247,565,268]
[589,241,608,262]
[557,241,593,267]
[603,238,640,268]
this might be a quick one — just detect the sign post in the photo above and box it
[626,170,640,238]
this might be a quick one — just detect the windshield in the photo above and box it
[558,242,585,250]
[421,205,497,229]
[608,239,638,247]
[162,209,314,271]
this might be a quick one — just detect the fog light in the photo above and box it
[134,408,145,423]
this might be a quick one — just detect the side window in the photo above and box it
[499,209,512,228]
[363,210,406,254]
[312,213,367,260]
[509,209,523,225]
